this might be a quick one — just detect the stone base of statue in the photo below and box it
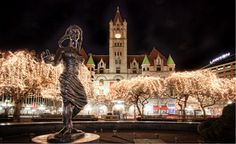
[32,132,100,144]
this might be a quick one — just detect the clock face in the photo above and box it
[115,33,121,38]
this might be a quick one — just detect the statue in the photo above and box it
[42,25,88,142]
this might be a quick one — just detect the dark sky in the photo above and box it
[0,0,234,70]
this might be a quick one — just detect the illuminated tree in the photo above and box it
[164,72,193,120]
[220,78,236,102]
[0,50,92,121]
[190,70,223,118]
[110,76,164,117]
[0,50,43,121]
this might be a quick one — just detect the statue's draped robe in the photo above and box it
[59,51,87,112]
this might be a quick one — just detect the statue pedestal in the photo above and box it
[32,133,100,144]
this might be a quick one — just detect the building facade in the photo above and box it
[202,53,235,79]
[79,7,176,116]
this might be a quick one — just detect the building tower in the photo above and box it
[109,7,127,73]
[142,55,150,74]
[167,55,175,71]
[86,54,95,81]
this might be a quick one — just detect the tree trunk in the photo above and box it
[182,100,187,121]
[13,98,23,122]
[178,101,183,120]
[200,104,206,119]
[135,103,142,117]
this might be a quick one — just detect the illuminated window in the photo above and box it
[217,67,223,70]
[225,65,231,68]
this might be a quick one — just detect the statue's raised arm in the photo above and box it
[41,25,83,66]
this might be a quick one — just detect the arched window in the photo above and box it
[99,79,104,85]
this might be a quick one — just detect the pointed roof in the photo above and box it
[149,47,167,66]
[167,55,175,65]
[142,55,150,65]
[87,54,95,65]
[79,48,88,60]
[113,6,123,23]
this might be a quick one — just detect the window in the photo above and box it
[99,79,104,85]
[116,68,120,73]
[120,52,122,56]
[116,79,120,82]
[115,60,117,64]
[91,68,94,71]
[115,52,116,56]
[133,68,137,74]
[169,68,172,71]
[99,68,104,74]
[217,67,223,70]
[156,65,161,71]
[225,65,231,68]
[119,59,121,64]
[143,68,145,71]
[147,67,149,71]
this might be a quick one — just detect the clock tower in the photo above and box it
[109,7,127,73]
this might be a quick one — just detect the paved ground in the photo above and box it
[1,130,203,143]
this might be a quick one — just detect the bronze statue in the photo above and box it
[42,25,87,142]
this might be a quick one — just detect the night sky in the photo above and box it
[0,0,234,70]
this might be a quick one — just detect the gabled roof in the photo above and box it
[87,54,95,65]
[149,47,167,65]
[142,55,150,65]
[79,48,88,60]
[92,55,109,68]
[113,6,123,23]
[167,55,175,65]
[127,55,145,68]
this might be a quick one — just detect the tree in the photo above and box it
[0,50,42,121]
[164,71,194,120]
[190,70,224,119]
[0,50,93,121]
[110,76,164,117]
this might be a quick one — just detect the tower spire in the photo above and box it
[114,6,123,22]
[117,6,119,12]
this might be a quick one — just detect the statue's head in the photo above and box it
[58,25,83,50]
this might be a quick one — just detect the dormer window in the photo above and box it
[156,65,161,71]
[99,68,104,74]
